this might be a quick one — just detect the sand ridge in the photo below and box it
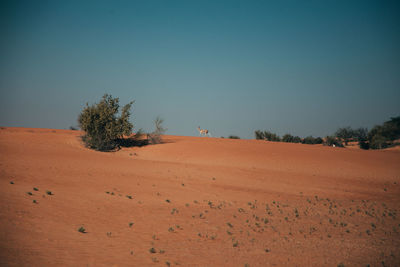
[0,127,399,266]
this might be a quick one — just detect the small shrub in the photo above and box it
[147,116,166,144]
[228,135,240,139]
[78,226,86,233]
[33,187,39,191]
[46,190,53,195]
[149,247,157,253]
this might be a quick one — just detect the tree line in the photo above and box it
[255,116,400,150]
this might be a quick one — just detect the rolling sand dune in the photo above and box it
[0,127,399,266]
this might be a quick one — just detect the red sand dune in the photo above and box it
[0,127,399,266]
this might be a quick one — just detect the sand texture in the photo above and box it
[0,127,399,266]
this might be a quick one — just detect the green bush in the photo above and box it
[302,136,323,145]
[335,127,353,145]
[255,130,264,140]
[324,136,344,147]
[261,131,280,141]
[282,134,294,142]
[367,116,400,149]
[78,94,134,151]
[335,127,369,144]
[292,136,302,143]
[228,135,240,139]
[359,140,369,150]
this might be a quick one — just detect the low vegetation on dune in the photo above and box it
[78,94,166,151]
[255,116,400,150]
[78,94,134,151]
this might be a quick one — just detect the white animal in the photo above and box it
[197,126,210,137]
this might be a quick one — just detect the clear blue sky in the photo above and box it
[1,0,399,139]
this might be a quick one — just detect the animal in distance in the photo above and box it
[197,126,210,137]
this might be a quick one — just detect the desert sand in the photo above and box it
[0,127,399,266]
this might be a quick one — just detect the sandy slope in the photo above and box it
[0,127,399,266]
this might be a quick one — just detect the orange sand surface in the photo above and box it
[0,127,399,266]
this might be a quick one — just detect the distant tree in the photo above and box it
[381,116,400,141]
[324,136,344,147]
[228,135,240,139]
[302,136,323,145]
[255,130,264,140]
[292,136,302,143]
[254,130,281,141]
[367,116,400,149]
[353,127,368,141]
[369,131,389,149]
[263,131,280,142]
[314,137,324,144]
[282,134,294,143]
[78,94,134,151]
[335,127,355,145]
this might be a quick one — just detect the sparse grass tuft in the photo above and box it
[149,247,157,253]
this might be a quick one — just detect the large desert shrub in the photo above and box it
[78,94,134,151]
